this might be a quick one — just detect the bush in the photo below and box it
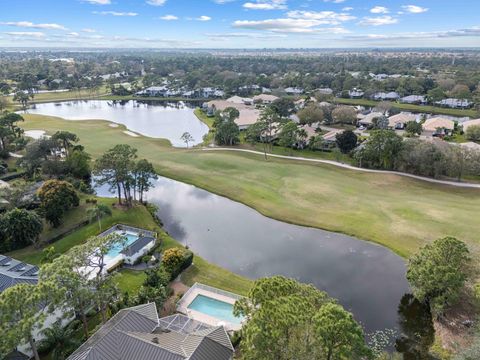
[162,247,194,280]
[144,266,171,288]
[37,180,79,227]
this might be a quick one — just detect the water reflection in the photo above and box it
[96,176,410,336]
[395,294,435,359]
[27,100,209,147]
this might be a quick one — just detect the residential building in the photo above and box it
[462,118,480,133]
[0,255,38,293]
[388,113,417,130]
[357,112,384,127]
[316,88,333,95]
[400,95,427,104]
[372,92,400,101]
[435,98,473,109]
[253,94,279,104]
[135,86,168,97]
[422,117,455,136]
[284,87,304,95]
[67,303,234,360]
[348,88,364,99]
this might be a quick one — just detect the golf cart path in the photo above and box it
[201,147,480,189]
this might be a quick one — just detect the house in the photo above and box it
[67,303,234,360]
[235,109,261,130]
[204,100,260,129]
[348,88,364,99]
[253,94,279,104]
[226,96,245,104]
[284,87,304,95]
[388,113,417,130]
[135,86,168,97]
[435,98,473,109]
[0,255,38,293]
[322,129,343,147]
[461,118,480,133]
[198,87,224,98]
[357,112,384,127]
[422,117,455,136]
[316,88,333,95]
[372,92,400,101]
[400,95,427,105]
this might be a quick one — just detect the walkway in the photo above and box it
[201,148,480,189]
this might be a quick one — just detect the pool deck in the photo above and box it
[177,283,244,332]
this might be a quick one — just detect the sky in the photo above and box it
[0,0,479,48]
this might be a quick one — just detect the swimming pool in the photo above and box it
[105,233,139,258]
[187,294,243,325]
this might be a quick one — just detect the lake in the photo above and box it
[95,176,410,339]
[27,100,209,147]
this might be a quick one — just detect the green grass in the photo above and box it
[19,114,480,261]
[193,108,214,129]
[7,86,110,106]
[113,269,147,294]
[334,98,479,118]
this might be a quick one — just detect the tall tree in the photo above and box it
[0,208,43,250]
[94,144,137,206]
[180,132,194,148]
[86,203,112,231]
[13,91,33,111]
[335,130,358,154]
[314,303,372,360]
[39,321,80,360]
[278,121,299,155]
[0,283,56,360]
[133,159,157,203]
[406,236,471,316]
[51,131,79,156]
[37,180,79,227]
[234,276,369,360]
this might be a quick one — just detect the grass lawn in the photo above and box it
[113,269,147,294]
[7,86,110,106]
[334,98,479,118]
[19,114,480,261]
[193,108,214,129]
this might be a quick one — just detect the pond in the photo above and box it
[96,176,412,340]
[27,100,209,147]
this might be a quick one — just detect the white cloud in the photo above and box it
[83,0,111,4]
[159,15,178,20]
[243,0,287,10]
[146,0,167,6]
[233,18,348,33]
[344,27,480,42]
[287,10,356,24]
[323,0,346,3]
[93,11,138,16]
[4,31,45,37]
[82,28,96,33]
[1,21,67,30]
[342,7,353,11]
[68,32,80,36]
[197,16,212,21]
[402,5,428,13]
[370,6,389,14]
[213,0,235,3]
[358,15,398,26]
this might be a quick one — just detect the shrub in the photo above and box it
[162,247,194,280]
[37,180,79,227]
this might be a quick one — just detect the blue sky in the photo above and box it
[1,0,479,48]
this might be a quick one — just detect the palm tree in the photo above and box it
[40,321,80,360]
[87,204,112,231]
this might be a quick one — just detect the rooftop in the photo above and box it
[68,303,234,360]
[0,255,38,293]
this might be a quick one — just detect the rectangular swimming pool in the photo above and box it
[105,233,139,258]
[187,294,243,325]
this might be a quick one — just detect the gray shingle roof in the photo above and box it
[121,236,155,257]
[68,304,234,360]
[0,255,38,293]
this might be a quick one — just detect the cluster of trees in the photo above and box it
[94,144,158,206]
[0,208,43,251]
[212,107,240,146]
[38,180,79,227]
[355,130,480,180]
[20,130,91,186]
[234,276,371,360]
